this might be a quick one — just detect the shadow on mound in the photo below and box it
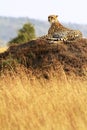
[0,38,87,77]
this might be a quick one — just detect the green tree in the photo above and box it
[8,22,36,45]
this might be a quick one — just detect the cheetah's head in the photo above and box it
[48,15,58,24]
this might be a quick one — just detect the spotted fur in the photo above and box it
[40,15,83,42]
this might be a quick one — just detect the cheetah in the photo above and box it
[40,15,83,42]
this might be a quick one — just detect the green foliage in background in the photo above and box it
[8,22,36,45]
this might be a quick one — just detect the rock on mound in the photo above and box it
[0,38,87,77]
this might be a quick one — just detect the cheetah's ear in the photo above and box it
[56,15,58,18]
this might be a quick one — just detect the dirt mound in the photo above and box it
[0,38,87,77]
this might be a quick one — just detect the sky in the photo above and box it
[0,0,87,24]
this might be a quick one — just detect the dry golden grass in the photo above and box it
[0,47,8,53]
[0,68,87,130]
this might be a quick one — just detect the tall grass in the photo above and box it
[0,67,87,130]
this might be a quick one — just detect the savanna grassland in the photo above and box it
[0,39,87,130]
[0,47,8,53]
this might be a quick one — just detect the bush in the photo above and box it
[8,22,36,45]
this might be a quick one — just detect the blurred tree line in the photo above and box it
[0,17,87,46]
